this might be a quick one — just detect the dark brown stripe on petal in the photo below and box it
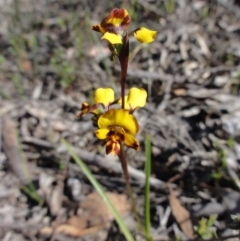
[92,25,102,32]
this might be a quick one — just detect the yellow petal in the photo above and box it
[98,109,139,135]
[127,88,147,109]
[95,128,109,140]
[94,88,114,106]
[123,133,140,151]
[134,27,157,44]
[102,32,122,44]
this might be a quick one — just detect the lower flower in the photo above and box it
[95,109,140,155]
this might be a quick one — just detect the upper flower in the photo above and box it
[92,8,130,34]
[95,109,140,155]
[92,8,157,45]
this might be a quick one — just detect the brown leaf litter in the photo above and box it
[168,184,194,239]
[40,191,130,237]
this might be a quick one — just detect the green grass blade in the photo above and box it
[62,139,135,241]
[20,184,42,203]
[144,134,152,240]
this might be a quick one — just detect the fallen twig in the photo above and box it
[2,115,29,184]
[69,146,169,191]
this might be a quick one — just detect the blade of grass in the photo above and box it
[62,139,135,241]
[20,184,42,203]
[144,134,153,240]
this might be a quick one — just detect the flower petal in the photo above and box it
[101,8,131,33]
[123,133,140,151]
[76,102,89,118]
[94,88,114,106]
[106,140,120,156]
[92,24,105,34]
[102,32,122,44]
[95,128,109,140]
[127,87,147,109]
[98,109,139,135]
[134,27,157,44]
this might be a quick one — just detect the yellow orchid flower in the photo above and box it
[95,109,140,155]
[92,8,157,45]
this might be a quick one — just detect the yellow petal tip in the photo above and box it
[134,27,157,44]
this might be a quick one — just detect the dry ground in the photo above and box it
[0,0,240,240]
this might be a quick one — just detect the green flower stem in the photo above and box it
[144,134,153,241]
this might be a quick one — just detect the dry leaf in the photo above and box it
[67,216,88,229]
[48,185,62,216]
[40,224,105,237]
[40,191,130,237]
[168,184,194,239]
[78,192,130,226]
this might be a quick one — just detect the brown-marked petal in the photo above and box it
[106,140,120,156]
[76,103,89,118]
[101,8,131,33]
[123,133,140,151]
[92,24,105,34]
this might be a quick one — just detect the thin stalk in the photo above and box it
[119,142,145,233]
[118,33,129,110]
[117,32,148,236]
[120,70,125,109]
